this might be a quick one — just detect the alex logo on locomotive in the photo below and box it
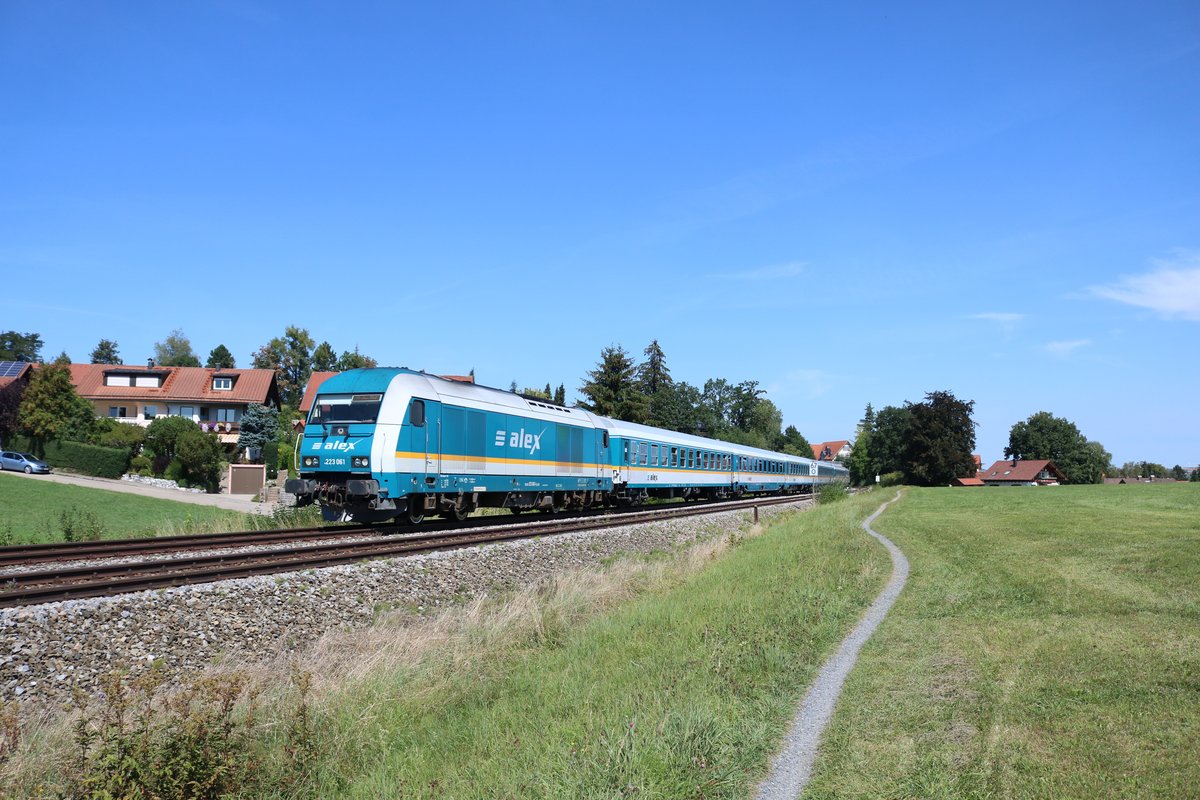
[493,427,546,456]
[317,440,364,451]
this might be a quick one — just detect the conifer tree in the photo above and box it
[578,345,649,423]
[206,344,236,369]
[90,339,121,365]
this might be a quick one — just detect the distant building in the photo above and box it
[951,476,984,487]
[978,459,1066,486]
[811,440,852,461]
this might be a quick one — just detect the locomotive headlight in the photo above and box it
[302,456,318,467]
[352,456,370,469]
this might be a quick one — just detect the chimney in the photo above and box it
[147,358,155,368]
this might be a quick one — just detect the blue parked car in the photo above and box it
[0,451,51,474]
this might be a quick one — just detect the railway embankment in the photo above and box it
[1,502,810,705]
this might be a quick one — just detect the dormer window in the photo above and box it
[213,377,233,391]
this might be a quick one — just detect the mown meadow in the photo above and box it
[806,484,1199,799]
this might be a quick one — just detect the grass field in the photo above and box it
[0,471,258,543]
[274,493,889,798]
[805,484,1200,799]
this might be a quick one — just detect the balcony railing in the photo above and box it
[199,421,240,433]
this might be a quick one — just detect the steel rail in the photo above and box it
[0,491,814,568]
[0,494,810,608]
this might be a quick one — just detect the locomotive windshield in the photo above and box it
[308,393,383,425]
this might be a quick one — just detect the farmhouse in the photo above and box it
[68,362,280,445]
[979,459,1066,486]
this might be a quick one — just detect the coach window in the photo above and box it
[650,444,658,467]
[410,399,425,427]
[639,442,649,466]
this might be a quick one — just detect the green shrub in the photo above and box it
[60,507,105,542]
[278,441,296,479]
[264,441,280,480]
[176,428,224,492]
[92,418,147,451]
[129,454,152,476]
[879,471,904,487]
[38,440,130,478]
[163,458,185,483]
[816,481,849,505]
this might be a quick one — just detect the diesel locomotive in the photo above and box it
[285,368,848,523]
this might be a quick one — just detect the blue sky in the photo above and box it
[3,1,1198,467]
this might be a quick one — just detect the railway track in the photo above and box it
[0,494,809,608]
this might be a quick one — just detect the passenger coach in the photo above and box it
[287,368,846,523]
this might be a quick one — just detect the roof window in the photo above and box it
[213,377,233,391]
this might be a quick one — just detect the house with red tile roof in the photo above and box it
[978,459,1066,486]
[68,363,280,444]
[0,361,33,391]
[811,440,851,461]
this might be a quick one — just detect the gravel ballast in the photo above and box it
[2,502,806,706]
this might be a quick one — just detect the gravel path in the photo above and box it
[755,490,908,799]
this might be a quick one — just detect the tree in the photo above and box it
[336,347,377,370]
[637,340,672,397]
[578,345,649,423]
[311,341,337,372]
[870,405,912,476]
[251,326,314,407]
[780,425,812,457]
[522,386,551,400]
[1170,464,1188,481]
[154,329,201,367]
[0,331,43,362]
[553,384,566,406]
[847,427,874,486]
[0,380,25,447]
[238,403,279,458]
[90,339,121,365]
[651,381,709,435]
[1005,411,1109,484]
[17,362,96,454]
[206,344,236,369]
[903,390,977,486]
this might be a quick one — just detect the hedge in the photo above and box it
[24,439,132,478]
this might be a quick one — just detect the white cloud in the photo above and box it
[1043,339,1091,357]
[712,261,806,281]
[1090,251,1200,321]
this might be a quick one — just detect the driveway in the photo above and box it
[1,469,276,516]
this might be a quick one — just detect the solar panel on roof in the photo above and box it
[0,361,27,377]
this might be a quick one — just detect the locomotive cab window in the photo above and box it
[309,393,384,425]
[409,399,425,427]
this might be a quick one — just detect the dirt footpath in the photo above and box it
[2,470,276,516]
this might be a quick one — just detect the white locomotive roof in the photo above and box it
[386,370,821,465]
[595,415,814,463]
[398,371,599,427]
